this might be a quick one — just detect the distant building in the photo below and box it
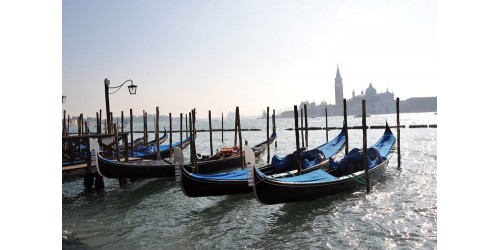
[400,97,437,113]
[334,64,343,106]
[278,65,437,118]
[345,83,396,115]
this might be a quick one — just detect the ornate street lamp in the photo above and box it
[104,78,138,133]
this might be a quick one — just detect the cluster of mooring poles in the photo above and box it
[63,96,401,191]
[288,98,402,193]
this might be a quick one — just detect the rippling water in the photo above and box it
[63,112,437,249]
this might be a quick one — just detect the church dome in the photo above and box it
[365,83,377,96]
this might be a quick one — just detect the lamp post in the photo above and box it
[62,95,67,103]
[104,78,137,134]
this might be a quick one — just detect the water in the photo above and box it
[63,112,437,249]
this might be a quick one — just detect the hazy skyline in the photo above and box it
[63,0,436,118]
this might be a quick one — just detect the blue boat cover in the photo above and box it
[131,136,191,157]
[329,127,396,171]
[275,169,337,182]
[272,129,346,172]
[190,168,248,181]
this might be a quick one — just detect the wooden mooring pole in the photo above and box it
[234,108,238,146]
[273,109,277,148]
[121,111,124,133]
[67,114,70,136]
[189,112,193,165]
[294,105,302,175]
[185,115,188,138]
[99,109,102,134]
[267,106,270,163]
[237,107,244,169]
[96,112,100,134]
[344,98,349,155]
[304,104,308,148]
[63,110,67,136]
[191,109,198,173]
[130,109,134,155]
[397,97,401,170]
[155,107,160,160]
[362,100,370,193]
[325,108,328,142]
[143,110,147,146]
[209,110,213,156]
[169,112,173,158]
[83,136,94,189]
[180,113,183,150]
[221,112,224,143]
[300,108,304,148]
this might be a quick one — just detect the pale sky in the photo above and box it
[62,0,436,118]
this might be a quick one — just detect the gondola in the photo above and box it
[96,131,276,179]
[145,128,168,147]
[251,123,396,205]
[178,128,346,197]
[97,135,194,178]
[188,130,277,174]
[129,133,148,147]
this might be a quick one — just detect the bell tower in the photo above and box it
[335,64,344,105]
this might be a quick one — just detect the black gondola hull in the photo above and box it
[97,158,175,178]
[252,159,389,205]
[179,166,252,197]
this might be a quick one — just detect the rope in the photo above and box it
[349,174,367,187]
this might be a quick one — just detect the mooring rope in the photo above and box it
[349,174,367,187]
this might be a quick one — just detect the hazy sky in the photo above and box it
[62,0,436,118]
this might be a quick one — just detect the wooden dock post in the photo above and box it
[362,100,370,193]
[130,109,134,155]
[267,106,270,163]
[294,105,302,175]
[209,110,213,156]
[397,97,401,170]
[344,98,349,155]
[304,104,308,148]
[155,107,160,160]
[221,112,224,143]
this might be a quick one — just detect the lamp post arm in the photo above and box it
[108,79,134,94]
